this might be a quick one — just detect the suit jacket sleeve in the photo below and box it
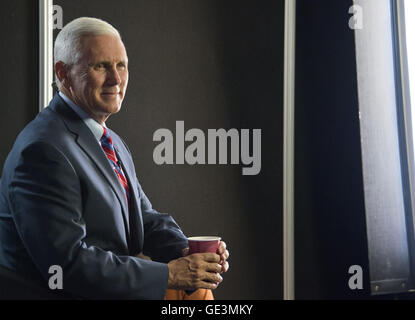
[8,141,169,300]
[138,182,189,263]
[115,133,189,263]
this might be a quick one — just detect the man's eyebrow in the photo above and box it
[89,60,128,66]
[89,61,110,66]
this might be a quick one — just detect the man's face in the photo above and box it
[66,34,129,123]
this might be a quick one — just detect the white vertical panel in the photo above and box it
[283,0,296,301]
[354,0,410,294]
[400,0,415,248]
[39,0,54,111]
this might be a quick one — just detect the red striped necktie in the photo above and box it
[100,127,131,204]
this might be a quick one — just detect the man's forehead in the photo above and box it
[79,34,128,61]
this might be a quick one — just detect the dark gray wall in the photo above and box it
[0,1,38,172]
[55,0,285,299]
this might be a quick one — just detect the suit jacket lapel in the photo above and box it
[48,94,131,240]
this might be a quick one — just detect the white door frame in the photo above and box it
[283,0,296,301]
[39,0,54,111]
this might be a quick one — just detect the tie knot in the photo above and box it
[100,127,115,157]
[100,127,114,150]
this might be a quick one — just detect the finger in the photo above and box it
[217,241,227,254]
[220,249,229,262]
[205,262,223,273]
[198,281,219,290]
[200,252,221,263]
[221,261,229,273]
[202,271,223,284]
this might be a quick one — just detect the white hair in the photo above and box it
[54,17,121,87]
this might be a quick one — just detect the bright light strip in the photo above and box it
[404,1,415,151]
[39,0,54,111]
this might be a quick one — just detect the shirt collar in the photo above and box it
[58,91,104,142]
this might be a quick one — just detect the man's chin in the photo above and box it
[97,102,122,115]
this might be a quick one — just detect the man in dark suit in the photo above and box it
[0,17,229,299]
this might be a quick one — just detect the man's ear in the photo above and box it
[54,61,70,88]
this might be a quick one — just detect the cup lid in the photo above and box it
[187,236,221,241]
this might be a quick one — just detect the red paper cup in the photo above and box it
[188,236,221,254]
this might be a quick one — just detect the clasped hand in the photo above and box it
[167,241,229,291]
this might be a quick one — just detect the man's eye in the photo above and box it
[95,63,106,70]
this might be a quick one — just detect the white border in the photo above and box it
[396,0,415,262]
[39,0,54,111]
[283,0,296,300]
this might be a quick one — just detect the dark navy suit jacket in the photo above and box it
[0,94,188,299]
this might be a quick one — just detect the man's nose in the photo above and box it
[106,65,122,86]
